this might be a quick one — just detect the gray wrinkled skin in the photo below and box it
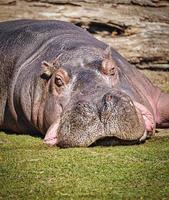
[0,20,168,147]
[58,91,144,147]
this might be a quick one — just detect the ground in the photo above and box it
[0,129,169,200]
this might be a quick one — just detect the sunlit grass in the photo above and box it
[0,131,169,200]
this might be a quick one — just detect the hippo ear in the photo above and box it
[40,61,54,80]
[101,46,117,76]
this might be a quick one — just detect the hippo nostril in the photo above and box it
[105,94,113,102]
[102,92,116,105]
[76,100,89,108]
[75,100,96,116]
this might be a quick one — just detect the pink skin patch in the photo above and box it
[133,101,155,136]
[43,119,60,146]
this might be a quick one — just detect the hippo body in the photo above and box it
[0,20,168,147]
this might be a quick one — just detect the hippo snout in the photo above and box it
[57,91,146,147]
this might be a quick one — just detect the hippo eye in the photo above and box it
[55,76,64,87]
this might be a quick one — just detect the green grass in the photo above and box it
[0,131,169,200]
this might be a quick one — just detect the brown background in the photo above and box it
[0,0,169,83]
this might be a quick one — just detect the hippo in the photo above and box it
[0,19,168,147]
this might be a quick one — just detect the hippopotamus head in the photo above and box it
[40,47,146,147]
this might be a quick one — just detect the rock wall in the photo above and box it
[0,0,169,69]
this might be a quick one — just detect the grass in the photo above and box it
[0,131,169,200]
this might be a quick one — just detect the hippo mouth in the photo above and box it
[54,91,151,147]
[90,135,146,147]
[133,101,155,136]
